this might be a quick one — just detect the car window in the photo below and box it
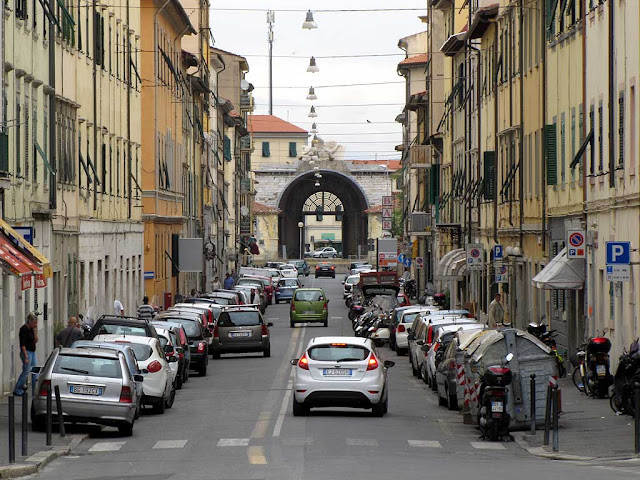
[217,311,261,327]
[127,344,153,361]
[207,297,232,305]
[169,332,178,346]
[54,354,122,379]
[402,313,419,324]
[96,324,147,336]
[346,277,359,285]
[279,279,299,287]
[444,341,456,359]
[308,344,369,362]
[294,290,323,302]
[164,319,200,337]
[158,335,169,349]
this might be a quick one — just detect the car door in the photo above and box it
[436,341,457,396]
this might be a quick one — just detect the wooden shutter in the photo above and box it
[429,164,440,205]
[545,123,558,185]
[483,151,496,200]
[223,136,231,161]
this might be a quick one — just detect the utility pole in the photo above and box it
[267,10,275,115]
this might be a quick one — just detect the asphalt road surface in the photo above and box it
[29,278,640,480]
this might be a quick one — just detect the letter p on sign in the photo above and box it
[606,241,631,265]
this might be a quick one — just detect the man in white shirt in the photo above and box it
[114,299,124,316]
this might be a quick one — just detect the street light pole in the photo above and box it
[298,221,304,260]
[267,10,275,115]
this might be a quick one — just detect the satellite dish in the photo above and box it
[240,205,249,216]
[241,79,250,91]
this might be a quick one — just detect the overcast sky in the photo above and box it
[210,1,425,160]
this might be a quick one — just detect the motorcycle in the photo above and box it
[477,353,514,441]
[404,279,417,300]
[527,323,567,378]
[610,339,640,416]
[572,335,613,398]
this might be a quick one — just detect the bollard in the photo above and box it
[22,390,28,456]
[54,386,65,438]
[530,374,536,435]
[543,384,552,446]
[552,386,559,452]
[8,396,15,464]
[46,385,52,447]
[635,383,640,455]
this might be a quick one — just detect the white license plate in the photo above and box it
[323,368,352,376]
[596,364,606,376]
[303,311,315,315]
[230,331,251,338]
[491,401,503,413]
[70,385,103,396]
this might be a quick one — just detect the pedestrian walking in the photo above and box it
[231,269,238,282]
[55,317,84,347]
[137,296,155,321]
[189,288,199,298]
[223,273,234,289]
[114,299,124,316]
[211,276,221,291]
[250,288,257,305]
[14,313,38,396]
[487,293,504,328]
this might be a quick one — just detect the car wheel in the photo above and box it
[31,414,46,432]
[198,361,208,377]
[166,381,176,409]
[396,347,406,356]
[264,346,271,357]
[373,339,384,348]
[292,397,308,416]
[134,403,141,420]
[290,320,295,328]
[372,395,387,417]
[431,375,438,392]
[411,356,418,377]
[417,363,424,380]
[211,350,220,359]
[447,390,458,411]
[153,399,165,415]
[315,275,318,278]
[184,366,189,383]
[118,420,134,436]
[177,370,183,390]
[323,319,328,327]
[275,300,279,304]
[438,390,448,406]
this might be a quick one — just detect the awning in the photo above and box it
[0,233,42,276]
[531,247,584,290]
[435,248,467,280]
[0,219,52,278]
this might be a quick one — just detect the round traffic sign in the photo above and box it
[569,232,584,247]
[403,257,412,268]
[397,253,405,263]
[470,248,481,258]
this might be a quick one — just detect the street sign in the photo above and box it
[403,257,412,268]
[416,257,424,269]
[567,230,586,258]
[466,243,484,271]
[382,207,393,219]
[397,253,405,263]
[493,244,503,261]
[495,274,508,284]
[606,241,631,265]
[382,196,393,206]
[382,220,392,231]
[378,253,398,268]
[13,226,34,245]
[606,265,631,282]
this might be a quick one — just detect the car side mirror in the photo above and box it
[30,366,42,374]
[290,359,298,366]
[267,322,274,327]
[168,355,178,363]
[341,281,345,284]
[383,360,395,369]
[416,340,424,346]
[421,344,430,352]
[133,374,144,382]
[163,345,175,355]
[175,347,184,354]
[326,299,330,303]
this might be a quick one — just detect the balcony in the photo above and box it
[409,145,435,169]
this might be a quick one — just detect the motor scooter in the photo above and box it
[477,353,514,441]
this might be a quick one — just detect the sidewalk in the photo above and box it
[515,376,638,461]
[0,394,85,478]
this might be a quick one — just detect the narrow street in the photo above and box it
[28,278,639,480]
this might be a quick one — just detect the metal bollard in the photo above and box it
[543,384,552,446]
[530,374,536,435]
[22,390,28,456]
[54,386,65,438]
[634,383,640,455]
[46,385,52,447]
[552,386,559,452]
[8,396,15,464]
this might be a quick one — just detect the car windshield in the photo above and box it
[161,319,200,337]
[402,312,419,324]
[206,297,232,305]
[294,290,324,302]
[370,296,398,310]
[279,279,299,287]
[54,354,122,378]
[308,345,369,362]
[96,324,147,336]
[346,277,359,285]
[217,311,261,327]
[238,279,261,286]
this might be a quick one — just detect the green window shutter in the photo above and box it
[0,132,7,173]
[262,142,270,157]
[429,164,440,205]
[223,135,231,161]
[483,151,496,200]
[289,142,297,157]
[545,123,558,185]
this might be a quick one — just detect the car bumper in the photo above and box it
[315,271,335,277]
[141,375,168,399]
[211,337,269,353]
[33,396,136,425]
[190,351,208,367]
[291,312,328,324]
[395,333,408,349]
[294,385,384,408]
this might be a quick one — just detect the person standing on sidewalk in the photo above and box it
[223,273,234,289]
[137,296,155,321]
[211,276,221,291]
[55,317,84,347]
[487,293,504,328]
[14,312,38,396]
[114,299,124,316]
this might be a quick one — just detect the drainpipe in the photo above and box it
[493,22,499,244]
[541,0,547,254]
[92,0,98,212]
[48,4,56,210]
[581,0,590,338]
[607,0,615,189]
[518,0,524,250]
[127,0,132,219]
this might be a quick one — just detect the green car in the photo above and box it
[290,288,329,328]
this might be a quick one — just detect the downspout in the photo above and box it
[518,0,524,249]
[48,5,56,210]
[607,0,615,188]
[541,0,547,254]
[127,0,132,219]
[92,0,98,212]
[508,6,514,227]
[469,44,482,243]
[581,0,590,337]
[493,22,499,244]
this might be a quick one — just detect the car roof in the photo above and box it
[92,334,157,346]
[59,347,120,359]
[97,316,149,325]
[435,324,484,337]
[71,341,134,353]
[296,287,324,292]
[307,336,370,347]
[427,318,477,326]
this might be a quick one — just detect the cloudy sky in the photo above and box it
[210,1,425,160]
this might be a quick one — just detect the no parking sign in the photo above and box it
[566,230,586,258]
[465,243,484,271]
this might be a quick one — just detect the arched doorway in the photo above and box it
[278,170,369,258]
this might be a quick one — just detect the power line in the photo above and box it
[256,103,403,108]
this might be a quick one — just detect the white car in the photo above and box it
[153,327,180,386]
[342,274,360,298]
[393,306,440,355]
[93,335,175,414]
[313,247,338,258]
[279,264,299,278]
[350,265,374,275]
[291,336,394,417]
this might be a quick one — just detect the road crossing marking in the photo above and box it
[247,446,268,465]
[408,440,442,448]
[470,442,506,450]
[152,440,188,449]
[346,438,379,447]
[217,438,250,447]
[88,442,127,452]
[281,437,314,446]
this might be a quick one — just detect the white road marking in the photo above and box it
[331,316,342,319]
[152,440,188,449]
[470,442,506,450]
[217,438,250,447]
[408,440,442,448]
[267,318,278,321]
[88,442,127,452]
[346,438,379,447]
[281,437,314,446]
[272,380,293,437]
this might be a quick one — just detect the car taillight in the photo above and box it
[213,325,219,338]
[291,302,295,311]
[323,303,328,311]
[147,360,162,373]
[208,311,213,325]
[433,342,440,352]
[261,324,269,335]
[397,324,406,333]
[367,355,379,371]
[197,341,206,353]
[298,353,309,370]
[330,266,335,270]
[276,287,280,292]
[315,266,319,270]
[39,380,51,397]
[119,386,133,403]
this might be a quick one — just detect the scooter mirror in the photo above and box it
[505,353,514,363]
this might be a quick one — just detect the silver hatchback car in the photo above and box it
[32,347,142,436]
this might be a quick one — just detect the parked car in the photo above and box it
[290,288,329,328]
[342,274,360,299]
[315,262,335,278]
[234,284,267,312]
[396,292,411,307]
[350,264,374,275]
[349,261,368,271]
[151,321,191,387]
[275,277,301,303]
[390,306,439,355]
[152,326,182,388]
[87,316,158,340]
[312,247,338,258]
[279,264,299,278]
[154,314,210,376]
[200,291,239,305]
[241,275,274,303]
[168,303,213,328]
[32,347,142,435]
[211,306,272,358]
[289,259,310,276]
[265,261,286,269]
[290,336,394,416]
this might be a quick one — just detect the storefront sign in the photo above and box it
[35,274,47,289]
[21,275,32,291]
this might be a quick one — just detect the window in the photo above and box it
[16,0,27,21]
[570,108,576,181]
[618,91,624,168]
[16,96,21,177]
[589,104,595,174]
[32,92,38,183]
[560,113,566,184]
[24,94,30,180]
[483,151,496,200]
[630,86,636,173]
[545,123,557,185]
[223,135,231,161]
[598,101,603,171]
[289,142,297,157]
[261,142,270,157]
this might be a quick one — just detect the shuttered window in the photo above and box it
[560,113,566,184]
[288,142,297,157]
[223,136,231,161]
[261,142,270,157]
[545,123,557,185]
[618,91,624,168]
[598,101,603,171]
[483,151,496,200]
[589,105,595,174]
[429,164,440,205]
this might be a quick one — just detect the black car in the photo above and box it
[87,316,158,340]
[155,314,210,376]
[315,262,335,278]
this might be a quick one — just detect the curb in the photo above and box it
[0,434,87,479]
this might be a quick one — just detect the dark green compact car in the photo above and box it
[290,288,329,328]
[290,259,310,276]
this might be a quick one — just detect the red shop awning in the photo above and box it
[0,232,43,277]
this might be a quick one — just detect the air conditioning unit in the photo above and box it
[410,212,432,233]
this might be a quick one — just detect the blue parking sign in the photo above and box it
[493,244,503,260]
[606,242,631,265]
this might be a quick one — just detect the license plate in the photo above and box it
[70,385,103,396]
[491,401,503,413]
[303,311,315,315]
[323,369,352,376]
[596,364,606,376]
[230,331,251,338]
